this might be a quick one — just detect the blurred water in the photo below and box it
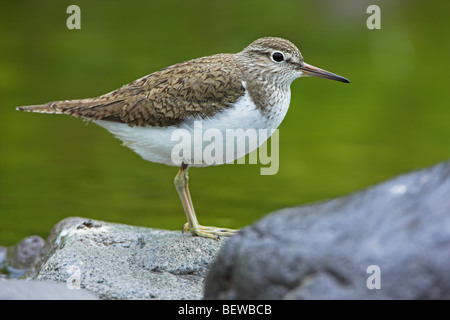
[1,0,449,245]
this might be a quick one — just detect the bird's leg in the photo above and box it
[174,163,238,239]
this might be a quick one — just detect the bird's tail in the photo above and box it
[16,99,99,121]
[16,97,125,122]
[16,101,67,114]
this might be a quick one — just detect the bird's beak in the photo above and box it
[299,62,350,83]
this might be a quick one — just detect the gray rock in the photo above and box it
[26,217,226,299]
[0,279,98,300]
[0,247,7,271]
[0,236,45,279]
[204,161,450,299]
[10,236,45,269]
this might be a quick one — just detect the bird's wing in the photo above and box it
[17,54,246,127]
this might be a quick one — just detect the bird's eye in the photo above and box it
[271,51,284,62]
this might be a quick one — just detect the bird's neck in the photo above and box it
[244,73,291,119]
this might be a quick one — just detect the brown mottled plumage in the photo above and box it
[18,54,246,127]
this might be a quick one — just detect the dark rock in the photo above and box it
[204,161,450,299]
[26,217,226,299]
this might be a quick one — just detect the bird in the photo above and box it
[17,37,350,239]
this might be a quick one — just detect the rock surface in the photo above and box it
[26,217,226,300]
[204,161,450,299]
[0,279,98,300]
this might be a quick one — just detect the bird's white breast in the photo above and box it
[95,86,291,167]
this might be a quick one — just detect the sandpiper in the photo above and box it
[17,37,350,239]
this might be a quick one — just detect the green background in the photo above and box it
[1,0,449,245]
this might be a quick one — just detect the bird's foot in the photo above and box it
[183,222,239,240]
